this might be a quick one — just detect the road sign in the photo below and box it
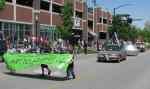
[74,17,81,28]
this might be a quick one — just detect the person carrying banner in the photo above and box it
[41,64,51,78]
[65,44,76,80]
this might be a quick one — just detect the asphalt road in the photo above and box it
[1,51,150,89]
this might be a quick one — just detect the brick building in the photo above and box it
[0,0,112,46]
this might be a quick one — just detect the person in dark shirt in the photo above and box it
[41,64,51,78]
[83,41,88,54]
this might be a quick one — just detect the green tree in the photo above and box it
[144,20,150,30]
[57,1,73,39]
[109,16,150,43]
[141,29,150,42]
[109,15,128,40]
[0,0,5,10]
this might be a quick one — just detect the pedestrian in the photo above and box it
[83,41,88,54]
[66,47,76,80]
[66,59,76,80]
[41,64,51,78]
[96,40,100,51]
[24,37,28,48]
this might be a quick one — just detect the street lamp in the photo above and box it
[113,4,132,16]
[33,0,40,49]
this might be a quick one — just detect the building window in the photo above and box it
[40,1,50,11]
[88,20,93,29]
[99,17,102,23]
[52,4,62,13]
[103,18,107,24]
[6,0,12,2]
[99,32,106,39]
[76,11,82,18]
[16,0,33,7]
[88,7,93,13]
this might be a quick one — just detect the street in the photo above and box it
[1,51,150,89]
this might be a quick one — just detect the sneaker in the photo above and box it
[41,74,44,76]
[72,76,76,79]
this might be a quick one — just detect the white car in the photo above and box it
[124,44,139,56]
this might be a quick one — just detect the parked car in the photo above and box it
[124,43,139,56]
[97,44,127,62]
[135,41,146,52]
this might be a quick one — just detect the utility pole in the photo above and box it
[73,0,76,21]
[93,0,99,50]
[93,0,97,35]
[93,0,96,32]
[33,0,40,48]
[82,0,88,44]
[50,0,53,26]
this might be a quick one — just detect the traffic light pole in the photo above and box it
[112,4,132,46]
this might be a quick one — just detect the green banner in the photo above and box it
[3,53,73,72]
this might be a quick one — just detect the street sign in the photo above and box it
[74,17,81,28]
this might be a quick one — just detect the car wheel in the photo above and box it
[97,57,103,62]
[97,57,101,62]
[118,59,121,63]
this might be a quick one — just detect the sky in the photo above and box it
[88,0,150,28]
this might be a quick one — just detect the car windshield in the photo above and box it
[104,44,121,51]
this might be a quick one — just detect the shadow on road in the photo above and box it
[4,72,68,81]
